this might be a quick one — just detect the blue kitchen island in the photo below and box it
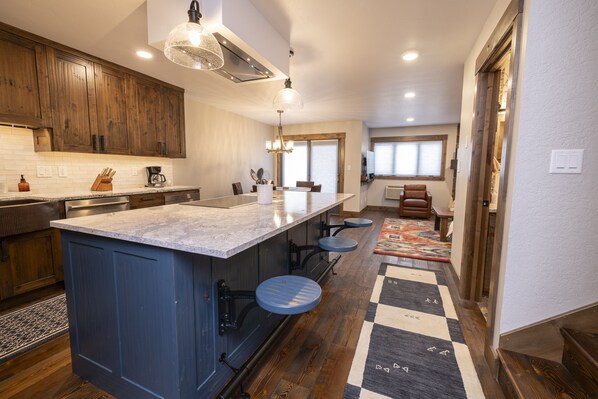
[51,192,353,399]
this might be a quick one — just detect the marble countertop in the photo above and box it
[51,192,354,259]
[0,186,201,202]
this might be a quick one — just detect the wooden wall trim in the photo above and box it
[475,0,524,72]
[485,12,524,352]
[371,135,448,143]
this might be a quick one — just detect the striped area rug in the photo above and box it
[374,218,451,262]
[0,293,68,363]
[344,264,484,398]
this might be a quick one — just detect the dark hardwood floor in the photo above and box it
[0,210,504,399]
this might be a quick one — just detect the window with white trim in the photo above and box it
[372,135,447,179]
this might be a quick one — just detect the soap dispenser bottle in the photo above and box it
[18,175,30,192]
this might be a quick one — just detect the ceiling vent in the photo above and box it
[147,0,289,83]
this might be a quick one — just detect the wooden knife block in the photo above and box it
[91,175,113,191]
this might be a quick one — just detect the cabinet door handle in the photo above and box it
[140,196,157,201]
[162,142,167,156]
[92,134,98,151]
[157,141,162,155]
[99,135,106,151]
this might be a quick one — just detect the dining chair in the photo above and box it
[296,181,314,188]
[310,184,322,192]
[232,182,243,195]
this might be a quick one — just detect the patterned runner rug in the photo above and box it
[344,264,484,398]
[374,218,451,262]
[0,293,68,363]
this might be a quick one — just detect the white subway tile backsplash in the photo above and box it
[0,127,174,193]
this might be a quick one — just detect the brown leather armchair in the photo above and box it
[399,184,432,218]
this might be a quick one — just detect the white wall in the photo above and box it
[451,0,512,277]
[173,96,274,199]
[497,0,598,333]
[275,120,366,213]
[367,124,459,210]
[0,125,172,193]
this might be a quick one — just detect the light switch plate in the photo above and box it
[36,165,52,177]
[58,165,68,177]
[549,149,583,174]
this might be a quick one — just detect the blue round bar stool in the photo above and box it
[256,275,322,315]
[318,236,358,252]
[343,217,373,228]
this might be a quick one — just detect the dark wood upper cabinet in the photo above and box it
[94,64,131,154]
[0,22,185,158]
[161,87,186,158]
[128,75,163,157]
[0,30,51,127]
[127,76,186,158]
[47,47,98,153]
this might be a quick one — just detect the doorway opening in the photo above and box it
[459,0,523,369]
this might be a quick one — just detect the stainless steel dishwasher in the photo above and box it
[65,196,130,218]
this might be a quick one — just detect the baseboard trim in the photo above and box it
[339,210,362,217]
[499,302,598,362]
[364,205,399,213]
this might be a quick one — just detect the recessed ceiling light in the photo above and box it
[402,51,419,61]
[136,50,153,59]
[404,92,416,98]
[406,117,415,122]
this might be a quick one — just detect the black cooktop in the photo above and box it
[180,195,257,209]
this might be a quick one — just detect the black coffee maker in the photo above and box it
[146,166,166,187]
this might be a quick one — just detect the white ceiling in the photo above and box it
[0,0,496,128]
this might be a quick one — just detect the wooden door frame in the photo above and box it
[275,132,346,208]
[458,0,524,371]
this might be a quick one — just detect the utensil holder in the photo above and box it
[257,184,272,204]
[91,175,113,191]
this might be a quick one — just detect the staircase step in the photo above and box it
[498,349,591,399]
[561,328,598,396]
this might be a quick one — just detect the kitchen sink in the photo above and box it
[0,199,61,237]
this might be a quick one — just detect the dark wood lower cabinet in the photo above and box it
[0,228,63,300]
[129,192,165,209]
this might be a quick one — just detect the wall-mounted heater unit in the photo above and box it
[385,185,404,200]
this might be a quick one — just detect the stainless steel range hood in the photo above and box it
[212,33,273,83]
[147,0,289,84]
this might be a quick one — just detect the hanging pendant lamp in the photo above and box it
[272,78,304,111]
[272,50,303,111]
[164,0,224,70]
[266,110,294,154]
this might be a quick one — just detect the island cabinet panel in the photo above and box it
[62,232,196,399]
[47,48,98,153]
[288,213,330,280]
[306,212,329,280]
[288,222,308,277]
[94,64,131,154]
[0,30,51,127]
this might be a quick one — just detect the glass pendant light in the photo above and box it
[266,110,294,154]
[272,78,304,111]
[164,0,224,70]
